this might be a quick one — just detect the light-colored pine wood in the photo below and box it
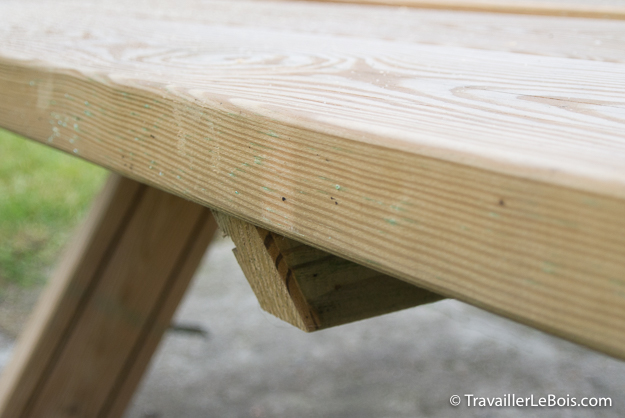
[215,212,443,331]
[4,1,625,65]
[1,0,625,358]
[0,174,218,418]
[216,212,312,330]
[293,0,625,19]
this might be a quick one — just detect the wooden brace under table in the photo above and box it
[0,174,443,417]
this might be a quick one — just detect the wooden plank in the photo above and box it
[0,174,218,418]
[1,0,625,359]
[216,212,312,331]
[215,212,443,331]
[4,1,625,64]
[292,0,625,20]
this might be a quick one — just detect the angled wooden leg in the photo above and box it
[213,211,443,332]
[0,174,218,418]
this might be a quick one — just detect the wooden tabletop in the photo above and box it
[298,0,625,18]
[1,0,625,358]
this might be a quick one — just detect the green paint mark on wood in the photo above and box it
[583,198,599,207]
[400,217,418,224]
[542,262,557,274]
[525,278,539,286]
[364,197,385,205]
[385,218,398,226]
[556,219,578,228]
[609,278,625,287]
[250,142,274,150]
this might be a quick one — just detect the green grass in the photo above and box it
[0,128,107,286]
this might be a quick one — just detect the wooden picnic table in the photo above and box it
[0,0,624,416]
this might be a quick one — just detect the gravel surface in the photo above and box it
[1,236,623,417]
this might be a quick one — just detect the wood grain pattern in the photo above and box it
[215,212,443,331]
[215,211,313,330]
[1,0,625,358]
[4,0,625,64]
[0,174,218,418]
[293,0,625,20]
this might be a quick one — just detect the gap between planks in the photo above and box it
[289,0,625,19]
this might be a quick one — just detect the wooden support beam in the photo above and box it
[214,211,443,332]
[0,174,218,418]
[2,0,625,359]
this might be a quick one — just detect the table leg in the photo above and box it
[0,174,218,417]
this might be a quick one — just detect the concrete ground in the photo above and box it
[1,236,624,417]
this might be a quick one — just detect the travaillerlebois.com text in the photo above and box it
[449,394,612,408]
